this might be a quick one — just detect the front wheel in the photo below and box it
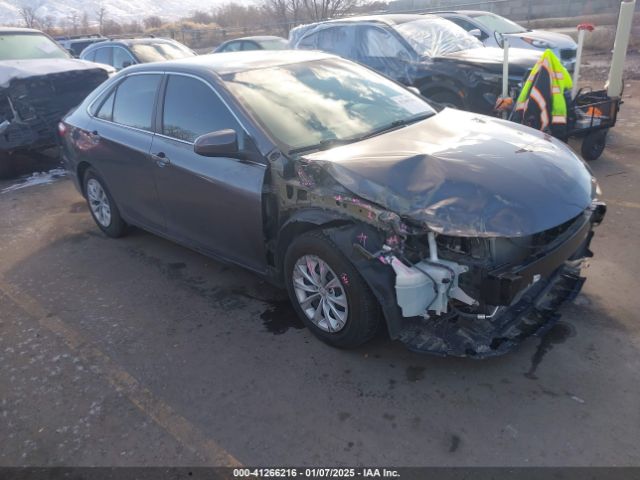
[284,230,382,349]
[83,168,127,238]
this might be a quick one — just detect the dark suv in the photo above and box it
[80,37,195,71]
[290,14,541,113]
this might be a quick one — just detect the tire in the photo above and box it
[284,230,382,349]
[83,167,127,238]
[581,130,607,161]
[426,90,464,110]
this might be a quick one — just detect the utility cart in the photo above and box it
[565,88,622,161]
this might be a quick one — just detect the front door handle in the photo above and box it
[152,151,170,167]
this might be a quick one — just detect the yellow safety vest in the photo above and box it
[516,49,573,127]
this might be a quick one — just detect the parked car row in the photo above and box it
[3,13,600,358]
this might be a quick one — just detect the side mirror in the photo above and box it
[122,61,133,68]
[194,129,238,157]
[407,86,421,96]
[469,28,483,39]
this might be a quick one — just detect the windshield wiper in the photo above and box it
[357,113,434,141]
[288,138,353,155]
[288,113,433,156]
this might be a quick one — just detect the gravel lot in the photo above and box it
[0,77,638,466]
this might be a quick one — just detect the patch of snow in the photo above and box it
[1,168,67,194]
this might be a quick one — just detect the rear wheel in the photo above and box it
[581,130,607,161]
[284,230,382,348]
[83,168,127,238]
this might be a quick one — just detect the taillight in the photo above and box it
[58,122,67,137]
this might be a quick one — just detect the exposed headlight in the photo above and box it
[522,37,556,49]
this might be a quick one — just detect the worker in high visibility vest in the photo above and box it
[512,49,573,137]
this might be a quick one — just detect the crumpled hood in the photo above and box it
[304,109,596,237]
[0,58,112,88]
[438,47,542,74]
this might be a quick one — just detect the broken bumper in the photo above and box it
[325,202,604,358]
[397,262,585,358]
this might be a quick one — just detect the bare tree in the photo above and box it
[96,6,107,35]
[68,12,79,35]
[263,0,305,35]
[81,11,90,33]
[18,5,41,28]
[41,15,55,33]
[143,15,163,29]
[302,0,358,21]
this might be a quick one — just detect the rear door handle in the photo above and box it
[152,151,170,167]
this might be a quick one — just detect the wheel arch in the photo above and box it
[275,209,353,281]
[76,161,92,195]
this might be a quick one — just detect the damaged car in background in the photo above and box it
[59,51,606,357]
[0,27,113,177]
[289,14,542,113]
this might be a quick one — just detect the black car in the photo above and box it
[290,14,541,113]
[60,51,605,357]
[55,34,108,57]
[213,36,289,53]
[80,37,196,71]
[0,27,112,177]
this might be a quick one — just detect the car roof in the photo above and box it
[0,27,45,34]
[125,50,335,76]
[433,10,497,17]
[318,13,435,26]
[226,35,286,42]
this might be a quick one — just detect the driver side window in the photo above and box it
[161,75,244,145]
[362,27,407,58]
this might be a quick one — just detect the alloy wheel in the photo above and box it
[86,178,111,227]
[292,254,349,333]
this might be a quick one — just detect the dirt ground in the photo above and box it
[0,70,639,466]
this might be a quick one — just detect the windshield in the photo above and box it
[395,18,483,57]
[259,38,289,50]
[130,41,195,63]
[471,13,527,34]
[0,33,69,60]
[223,58,435,153]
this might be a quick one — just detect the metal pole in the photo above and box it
[572,28,587,99]
[607,0,636,98]
[502,39,509,118]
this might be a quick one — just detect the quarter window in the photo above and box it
[96,90,115,121]
[111,75,161,131]
[162,75,240,143]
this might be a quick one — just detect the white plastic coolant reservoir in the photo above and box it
[390,257,436,317]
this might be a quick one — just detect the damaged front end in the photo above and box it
[0,62,109,153]
[317,196,605,358]
[273,109,606,358]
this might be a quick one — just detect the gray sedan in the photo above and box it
[437,11,578,71]
[59,51,604,356]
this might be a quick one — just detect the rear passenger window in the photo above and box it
[162,75,240,143]
[83,50,96,61]
[112,75,161,131]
